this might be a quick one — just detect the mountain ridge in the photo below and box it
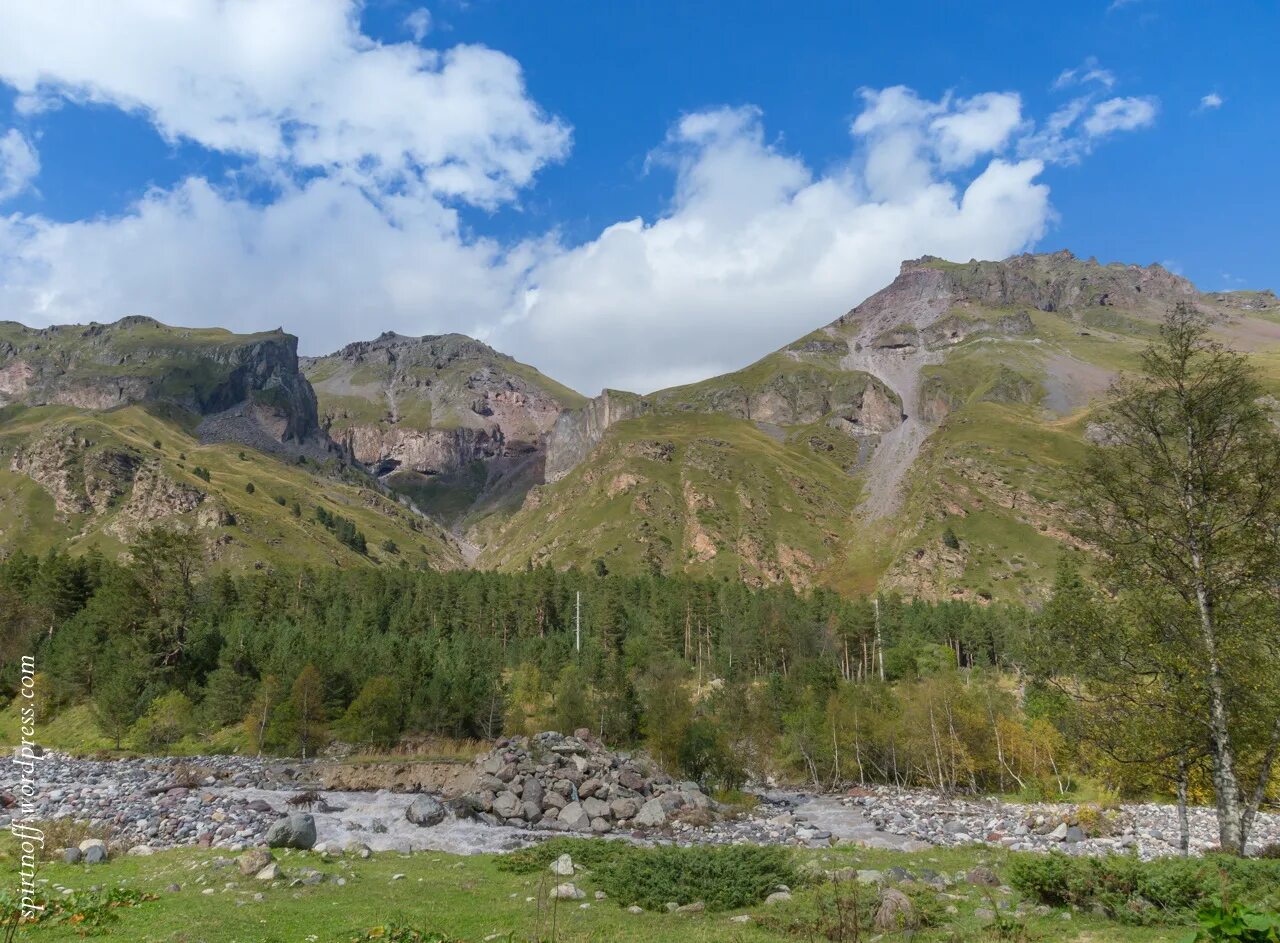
[3,251,1277,597]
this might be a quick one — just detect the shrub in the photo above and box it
[1010,853,1280,924]
[941,526,961,550]
[128,690,196,750]
[593,844,796,912]
[1181,901,1280,942]
[274,494,287,506]
[245,481,255,494]
[496,836,634,875]
[339,676,404,747]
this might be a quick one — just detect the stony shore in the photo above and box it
[3,750,1276,860]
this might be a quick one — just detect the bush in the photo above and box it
[1181,901,1280,942]
[495,836,635,875]
[339,676,403,747]
[593,844,796,912]
[941,526,961,550]
[245,481,255,494]
[1009,853,1280,924]
[128,690,195,750]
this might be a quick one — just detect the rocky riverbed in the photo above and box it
[3,750,1276,860]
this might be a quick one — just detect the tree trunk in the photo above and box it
[1176,758,1190,857]
[1193,576,1246,854]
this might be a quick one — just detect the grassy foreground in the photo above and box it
[1,840,1202,942]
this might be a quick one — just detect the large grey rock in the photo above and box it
[550,853,575,877]
[581,796,610,819]
[266,812,316,850]
[634,797,667,828]
[521,776,544,809]
[405,794,446,827]
[551,882,585,900]
[83,845,108,864]
[492,791,522,819]
[610,797,639,820]
[559,801,591,832]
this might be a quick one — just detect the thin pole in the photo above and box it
[575,591,581,653]
[874,597,885,682]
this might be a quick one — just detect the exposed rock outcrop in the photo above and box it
[544,390,652,483]
[0,316,325,455]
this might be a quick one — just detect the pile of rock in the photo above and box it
[454,730,717,833]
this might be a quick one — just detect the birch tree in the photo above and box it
[1074,303,1280,854]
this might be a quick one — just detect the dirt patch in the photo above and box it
[1039,351,1115,416]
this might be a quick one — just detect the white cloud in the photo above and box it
[931,92,1026,169]
[495,99,1051,392]
[0,10,1161,397]
[0,0,569,206]
[1199,92,1224,111]
[1083,96,1158,137]
[1020,94,1157,165]
[404,7,432,42]
[0,129,39,201]
[1053,58,1116,90]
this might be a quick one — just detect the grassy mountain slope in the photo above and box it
[0,402,462,569]
[490,253,1280,599]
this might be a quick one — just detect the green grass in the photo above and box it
[0,404,463,572]
[482,411,865,584]
[0,840,1205,942]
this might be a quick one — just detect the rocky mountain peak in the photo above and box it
[0,316,326,457]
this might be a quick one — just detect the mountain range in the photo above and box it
[3,251,1277,600]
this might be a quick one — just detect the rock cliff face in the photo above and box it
[303,332,586,532]
[544,390,653,483]
[8,423,217,536]
[0,316,325,455]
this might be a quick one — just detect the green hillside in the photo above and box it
[0,402,462,570]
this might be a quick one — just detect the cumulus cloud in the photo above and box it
[1199,92,1224,111]
[0,8,1161,395]
[0,0,569,205]
[493,99,1048,392]
[0,129,39,201]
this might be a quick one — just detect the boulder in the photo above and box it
[492,791,522,819]
[559,801,591,832]
[237,848,274,876]
[550,854,575,877]
[966,866,1000,887]
[521,776,544,809]
[634,797,667,828]
[610,797,639,820]
[256,862,284,881]
[765,891,792,905]
[266,812,316,850]
[590,817,613,834]
[83,845,108,864]
[406,794,447,827]
[875,888,916,931]
[581,797,610,819]
[551,883,585,900]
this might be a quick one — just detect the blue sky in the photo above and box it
[0,0,1274,393]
